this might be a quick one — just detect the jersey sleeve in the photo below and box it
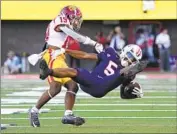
[97,51,105,61]
[106,47,117,55]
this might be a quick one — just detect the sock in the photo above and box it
[64,110,73,116]
[31,106,39,113]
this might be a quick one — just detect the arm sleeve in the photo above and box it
[97,51,105,61]
[60,26,96,46]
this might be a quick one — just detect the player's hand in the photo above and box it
[95,43,103,53]
[132,87,143,98]
[52,48,65,59]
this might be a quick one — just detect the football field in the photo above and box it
[1,73,177,133]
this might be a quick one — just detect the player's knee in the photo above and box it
[65,81,79,94]
[49,81,62,95]
[68,84,79,94]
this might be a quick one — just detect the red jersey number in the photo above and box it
[60,17,68,24]
[45,17,68,42]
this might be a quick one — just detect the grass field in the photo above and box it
[1,73,177,133]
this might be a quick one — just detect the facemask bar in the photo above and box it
[71,16,83,31]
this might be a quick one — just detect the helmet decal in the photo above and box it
[136,48,141,57]
[68,5,76,11]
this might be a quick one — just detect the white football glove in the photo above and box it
[95,43,103,53]
[51,48,65,59]
[132,87,144,98]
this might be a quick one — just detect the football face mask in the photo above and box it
[121,51,137,67]
[120,44,142,67]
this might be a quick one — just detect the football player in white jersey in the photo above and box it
[29,5,86,127]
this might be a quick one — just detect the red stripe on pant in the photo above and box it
[47,49,55,83]
[48,59,55,83]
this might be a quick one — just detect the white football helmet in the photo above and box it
[120,44,142,67]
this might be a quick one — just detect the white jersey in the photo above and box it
[45,15,71,48]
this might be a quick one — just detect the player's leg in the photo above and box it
[29,81,62,127]
[29,49,64,127]
[55,56,85,126]
[39,59,77,80]
[59,60,85,126]
[36,81,62,109]
[40,59,101,95]
[64,80,78,114]
[61,80,85,126]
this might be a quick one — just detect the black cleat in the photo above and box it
[61,114,85,126]
[29,108,40,127]
[39,59,50,80]
[124,60,148,78]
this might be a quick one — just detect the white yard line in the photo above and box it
[1,98,176,105]
[4,124,177,128]
[2,88,176,92]
[49,109,177,112]
[2,96,177,99]
[1,109,176,115]
[1,108,50,114]
[1,103,176,107]
[2,117,177,120]
[114,101,176,103]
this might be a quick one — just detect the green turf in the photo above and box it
[1,78,177,133]
[1,92,176,133]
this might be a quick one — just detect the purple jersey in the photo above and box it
[73,47,124,97]
[92,47,122,77]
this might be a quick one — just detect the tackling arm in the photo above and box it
[65,49,98,61]
[60,26,96,45]
[60,26,104,53]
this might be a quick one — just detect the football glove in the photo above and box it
[95,43,103,53]
[132,87,144,98]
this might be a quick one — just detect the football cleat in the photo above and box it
[61,114,85,126]
[29,108,40,127]
[39,59,51,80]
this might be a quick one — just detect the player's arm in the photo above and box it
[120,85,137,99]
[59,26,104,53]
[120,75,143,99]
[120,75,137,99]
[52,16,103,53]
[65,49,98,61]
